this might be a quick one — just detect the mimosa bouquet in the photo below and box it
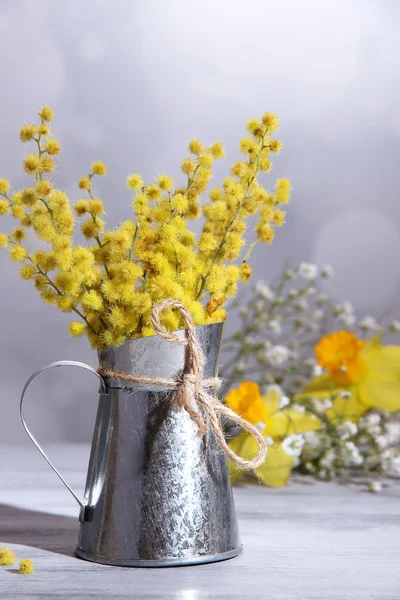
[0,107,291,348]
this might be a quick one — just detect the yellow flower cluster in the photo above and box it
[0,107,291,348]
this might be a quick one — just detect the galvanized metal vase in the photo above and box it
[20,322,242,567]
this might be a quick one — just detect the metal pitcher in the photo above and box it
[20,322,242,567]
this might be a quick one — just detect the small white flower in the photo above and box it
[359,316,380,331]
[244,335,256,345]
[364,413,381,426]
[291,403,306,413]
[382,449,400,475]
[368,481,382,493]
[264,435,274,446]
[342,441,363,466]
[255,281,275,300]
[303,431,321,449]
[288,288,298,298]
[321,264,334,279]
[306,286,316,296]
[294,299,308,311]
[312,364,323,377]
[282,434,305,457]
[268,319,282,334]
[235,360,246,373]
[338,391,352,399]
[389,320,400,333]
[298,262,318,280]
[374,435,389,450]
[385,421,400,445]
[266,345,291,366]
[336,421,358,440]
[320,450,336,469]
[335,301,354,316]
[255,421,266,432]
[313,309,324,322]
[339,313,356,327]
[311,397,332,413]
[279,395,290,409]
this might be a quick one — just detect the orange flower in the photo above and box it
[315,331,365,385]
[225,381,267,425]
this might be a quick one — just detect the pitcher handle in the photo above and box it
[20,360,107,510]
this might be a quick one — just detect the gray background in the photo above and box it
[0,0,399,444]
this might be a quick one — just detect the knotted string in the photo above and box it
[98,299,267,470]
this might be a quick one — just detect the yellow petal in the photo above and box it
[227,431,253,483]
[295,373,344,400]
[326,386,369,423]
[360,343,400,412]
[262,389,281,414]
[254,443,293,488]
[264,409,320,437]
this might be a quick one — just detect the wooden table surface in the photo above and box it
[0,444,399,599]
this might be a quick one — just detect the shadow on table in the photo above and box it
[0,503,79,557]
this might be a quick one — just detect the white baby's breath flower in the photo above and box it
[291,403,306,413]
[288,288,298,298]
[244,335,256,345]
[335,301,354,316]
[359,316,380,331]
[298,262,318,280]
[266,345,290,366]
[385,421,400,445]
[374,435,389,450]
[382,449,400,475]
[306,286,316,296]
[337,421,358,440]
[268,319,282,334]
[368,481,382,493]
[342,441,363,466]
[321,264,334,278]
[339,313,356,327]
[282,434,305,457]
[389,320,400,333]
[311,397,332,413]
[235,360,246,374]
[303,431,321,449]
[264,435,274,446]
[312,364,323,377]
[338,390,352,400]
[313,309,324,322]
[279,395,290,408]
[320,450,336,469]
[294,299,308,311]
[364,413,381,426]
[255,280,275,300]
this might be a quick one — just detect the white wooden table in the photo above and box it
[0,444,399,599]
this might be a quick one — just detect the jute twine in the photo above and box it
[98,299,267,470]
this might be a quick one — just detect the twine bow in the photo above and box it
[99,299,267,470]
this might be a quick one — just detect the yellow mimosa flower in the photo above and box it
[297,332,400,422]
[226,382,320,487]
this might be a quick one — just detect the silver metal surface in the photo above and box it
[20,360,106,509]
[21,323,242,567]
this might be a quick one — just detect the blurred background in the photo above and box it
[0,0,399,444]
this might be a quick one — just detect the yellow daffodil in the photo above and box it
[297,331,400,422]
[225,381,320,487]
